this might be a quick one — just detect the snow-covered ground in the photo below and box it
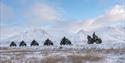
[0,45,125,63]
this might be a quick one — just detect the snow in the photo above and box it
[95,27,125,42]
[0,28,58,47]
[0,27,125,63]
[70,26,125,45]
[69,30,89,45]
[0,26,125,47]
[0,46,125,63]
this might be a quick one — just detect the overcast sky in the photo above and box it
[0,0,125,39]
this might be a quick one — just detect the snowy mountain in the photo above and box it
[0,27,125,47]
[70,27,125,45]
[1,28,55,46]
[69,30,89,45]
[95,27,125,42]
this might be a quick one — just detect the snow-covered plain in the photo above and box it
[0,45,125,63]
